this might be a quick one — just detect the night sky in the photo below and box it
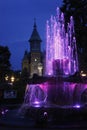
[0,0,62,70]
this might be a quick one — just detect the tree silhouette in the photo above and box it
[0,46,11,82]
[61,0,87,71]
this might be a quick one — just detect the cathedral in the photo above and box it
[22,21,44,78]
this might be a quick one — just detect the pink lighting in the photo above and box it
[73,104,81,108]
[22,7,87,108]
[46,7,78,76]
[24,84,47,106]
[1,111,5,115]
[34,101,40,104]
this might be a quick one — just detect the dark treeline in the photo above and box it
[0,46,11,82]
[61,0,87,71]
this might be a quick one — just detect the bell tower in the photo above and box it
[29,20,43,77]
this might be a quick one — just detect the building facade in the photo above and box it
[22,21,43,77]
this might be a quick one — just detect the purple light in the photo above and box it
[46,7,79,76]
[73,104,81,108]
[34,100,40,104]
[5,109,8,112]
[24,83,48,106]
[32,100,43,108]
[1,111,5,115]
[44,112,48,116]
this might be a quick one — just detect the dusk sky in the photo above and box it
[0,0,62,70]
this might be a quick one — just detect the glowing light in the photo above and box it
[11,76,15,83]
[5,109,8,112]
[34,100,40,104]
[81,73,86,77]
[32,100,43,108]
[44,111,47,115]
[1,111,5,115]
[46,7,78,76]
[24,84,47,106]
[73,104,81,108]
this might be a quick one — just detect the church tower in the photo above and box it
[28,20,43,77]
[22,21,43,77]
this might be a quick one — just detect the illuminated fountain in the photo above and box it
[22,8,87,108]
[46,7,78,76]
[24,83,47,107]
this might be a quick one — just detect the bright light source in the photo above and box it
[81,73,86,77]
[34,101,40,104]
[73,104,81,108]
[11,76,15,83]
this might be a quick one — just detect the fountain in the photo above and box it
[1,7,87,129]
[46,7,78,77]
[22,8,87,107]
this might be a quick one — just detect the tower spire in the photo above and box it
[29,18,42,42]
[34,18,36,29]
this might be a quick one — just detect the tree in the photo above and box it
[0,46,11,82]
[61,0,87,71]
[61,0,87,26]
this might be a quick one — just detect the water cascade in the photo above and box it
[46,7,78,76]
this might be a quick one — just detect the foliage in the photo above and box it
[61,0,87,25]
[61,0,87,71]
[0,45,11,82]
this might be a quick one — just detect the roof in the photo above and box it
[29,21,42,42]
[22,50,29,61]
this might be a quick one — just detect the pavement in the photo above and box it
[0,110,87,130]
[0,105,87,130]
